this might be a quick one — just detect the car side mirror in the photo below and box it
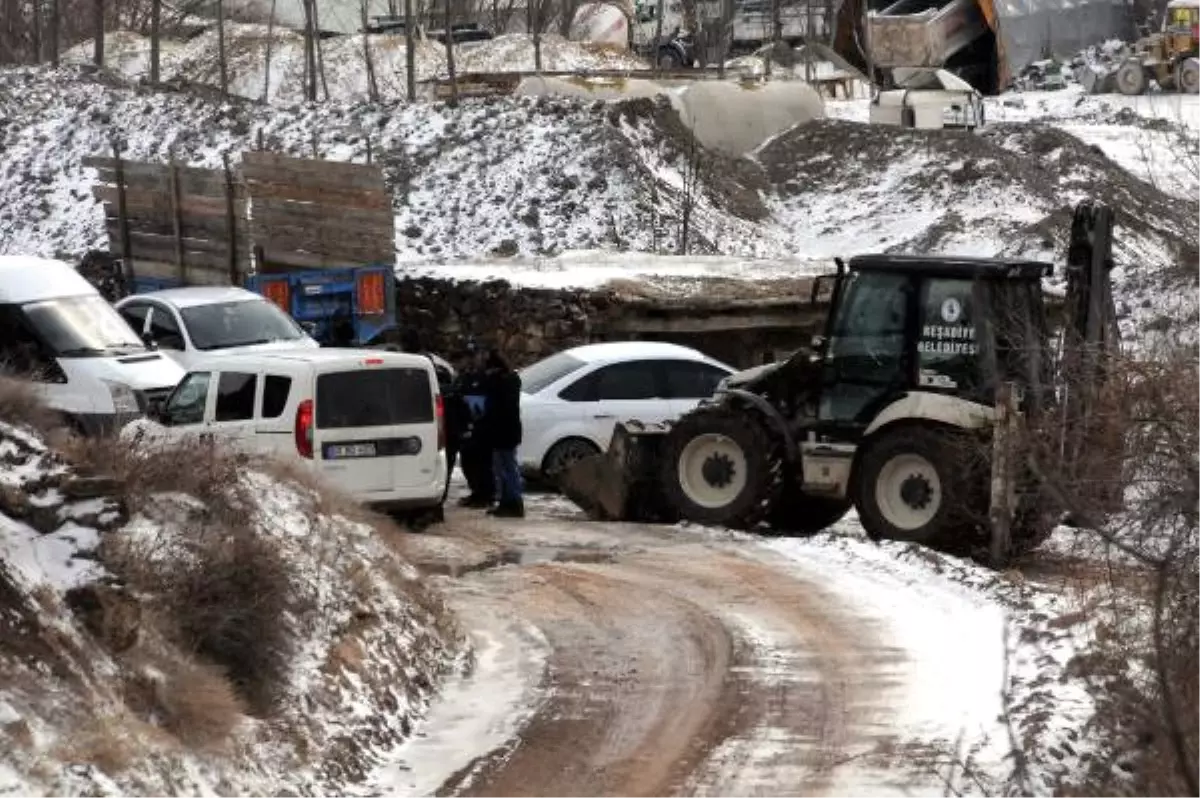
[141,330,157,348]
[810,334,827,351]
[158,334,184,351]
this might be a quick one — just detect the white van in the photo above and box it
[0,256,186,433]
[114,286,319,371]
[122,349,448,511]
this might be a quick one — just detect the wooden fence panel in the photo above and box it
[241,151,395,271]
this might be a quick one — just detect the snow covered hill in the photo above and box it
[0,66,1195,338]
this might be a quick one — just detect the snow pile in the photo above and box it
[766,519,1101,795]
[0,417,461,795]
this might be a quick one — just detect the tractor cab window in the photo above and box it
[1167,4,1198,29]
[819,270,912,425]
[916,278,984,398]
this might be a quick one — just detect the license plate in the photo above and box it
[326,442,377,459]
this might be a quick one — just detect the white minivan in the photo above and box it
[0,256,185,433]
[121,349,448,512]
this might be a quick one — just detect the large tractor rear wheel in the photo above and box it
[854,424,983,546]
[1177,58,1200,94]
[661,407,781,530]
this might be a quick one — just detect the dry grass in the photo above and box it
[159,659,246,750]
[55,715,140,774]
[0,374,60,436]
[105,520,300,717]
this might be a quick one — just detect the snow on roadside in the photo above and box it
[761,516,1099,795]
[359,610,552,797]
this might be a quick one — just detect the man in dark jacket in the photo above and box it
[481,348,524,518]
[454,342,495,508]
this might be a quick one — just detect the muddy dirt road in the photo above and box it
[373,493,1007,797]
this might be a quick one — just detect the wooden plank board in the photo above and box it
[241,152,387,192]
[247,219,394,249]
[249,234,394,264]
[249,198,393,230]
[93,186,247,220]
[106,215,235,241]
[85,157,247,196]
[244,180,392,211]
[133,260,237,286]
[117,229,239,257]
[257,249,386,271]
[114,239,249,273]
[90,167,248,200]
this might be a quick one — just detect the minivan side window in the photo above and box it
[215,372,256,422]
[164,372,211,426]
[261,375,292,419]
[0,306,58,381]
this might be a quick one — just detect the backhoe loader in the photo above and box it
[559,201,1119,563]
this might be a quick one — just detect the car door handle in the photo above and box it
[593,414,615,419]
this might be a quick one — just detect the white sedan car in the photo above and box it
[517,341,736,481]
[115,286,318,371]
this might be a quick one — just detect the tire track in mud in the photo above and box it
[428,535,909,797]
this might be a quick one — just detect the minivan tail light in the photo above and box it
[295,399,314,459]
[435,393,445,451]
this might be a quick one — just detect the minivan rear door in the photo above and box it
[311,361,439,494]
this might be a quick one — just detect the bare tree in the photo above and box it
[532,0,543,72]
[149,0,160,82]
[216,0,228,95]
[443,0,459,105]
[93,0,104,66]
[652,0,664,73]
[48,0,58,65]
[361,0,380,101]
[302,0,318,101]
[403,0,416,101]
[263,0,277,100]
[313,0,330,100]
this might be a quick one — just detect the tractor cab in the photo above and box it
[812,254,1054,439]
[1165,0,1199,48]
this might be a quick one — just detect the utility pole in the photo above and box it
[404,0,416,100]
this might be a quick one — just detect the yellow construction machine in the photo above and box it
[1116,0,1200,94]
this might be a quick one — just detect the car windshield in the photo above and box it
[180,299,307,351]
[23,294,146,357]
[519,352,586,394]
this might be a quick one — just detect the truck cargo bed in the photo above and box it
[868,0,987,67]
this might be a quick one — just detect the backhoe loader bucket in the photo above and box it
[558,421,679,523]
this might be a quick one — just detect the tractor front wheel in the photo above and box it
[854,425,982,546]
[1116,59,1149,95]
[661,408,781,530]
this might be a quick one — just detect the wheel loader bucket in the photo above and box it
[557,421,679,523]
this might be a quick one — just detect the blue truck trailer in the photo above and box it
[128,264,397,347]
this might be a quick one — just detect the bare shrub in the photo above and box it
[55,714,138,774]
[61,433,250,518]
[1015,337,1199,795]
[159,658,246,750]
[0,373,60,436]
[106,520,299,717]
